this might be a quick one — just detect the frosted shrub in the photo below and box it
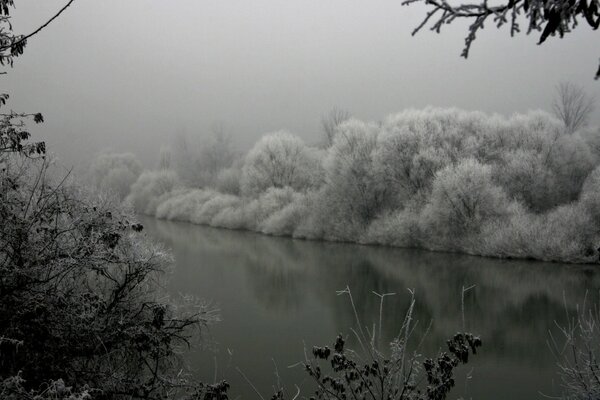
[1,158,217,399]
[191,192,241,225]
[90,152,142,200]
[260,191,308,236]
[579,167,600,249]
[241,131,320,197]
[375,126,422,197]
[155,189,215,221]
[525,204,593,262]
[421,159,512,247]
[243,186,298,230]
[171,131,236,188]
[481,202,597,263]
[289,190,326,240]
[126,169,181,215]
[479,202,533,258]
[215,165,242,195]
[494,149,555,211]
[374,127,450,206]
[320,120,385,240]
[362,206,422,247]
[550,132,597,203]
[211,197,246,229]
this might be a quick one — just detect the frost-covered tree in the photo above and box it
[215,163,242,195]
[241,131,320,196]
[320,120,387,239]
[198,124,236,184]
[90,152,142,200]
[403,0,600,78]
[421,158,513,241]
[170,128,236,187]
[375,112,458,205]
[552,82,595,134]
[157,145,172,170]
[126,169,181,215]
[321,107,351,147]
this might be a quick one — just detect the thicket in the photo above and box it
[89,152,142,200]
[0,112,222,399]
[127,108,600,264]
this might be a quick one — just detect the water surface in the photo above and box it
[142,217,600,400]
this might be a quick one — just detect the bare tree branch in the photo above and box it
[403,0,600,79]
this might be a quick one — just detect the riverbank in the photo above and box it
[125,108,600,264]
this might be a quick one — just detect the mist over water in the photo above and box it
[142,216,600,400]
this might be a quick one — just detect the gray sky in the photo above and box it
[4,0,600,167]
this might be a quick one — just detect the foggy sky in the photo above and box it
[4,0,600,167]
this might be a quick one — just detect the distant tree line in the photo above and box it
[120,99,600,264]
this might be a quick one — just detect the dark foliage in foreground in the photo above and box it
[268,290,482,400]
[0,116,219,399]
[402,0,600,79]
[293,332,481,400]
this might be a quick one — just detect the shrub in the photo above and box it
[215,165,242,195]
[319,120,385,240]
[90,152,142,200]
[421,159,513,246]
[241,131,321,197]
[0,158,218,399]
[126,169,181,215]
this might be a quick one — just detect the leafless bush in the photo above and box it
[549,295,600,400]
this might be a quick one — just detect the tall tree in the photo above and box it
[552,82,595,134]
[321,107,351,147]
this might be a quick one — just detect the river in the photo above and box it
[142,216,600,400]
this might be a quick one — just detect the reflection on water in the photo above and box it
[141,216,600,400]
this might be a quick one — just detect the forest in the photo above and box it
[96,107,600,264]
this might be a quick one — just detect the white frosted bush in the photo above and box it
[191,192,241,225]
[90,153,142,200]
[260,191,308,236]
[126,170,181,215]
[581,166,600,227]
[362,207,421,247]
[290,190,326,240]
[421,158,512,245]
[241,131,321,197]
[480,199,598,263]
[243,187,298,230]
[215,166,242,195]
[155,189,214,221]
[211,200,245,229]
[319,119,385,240]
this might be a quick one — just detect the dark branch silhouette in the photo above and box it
[403,0,600,79]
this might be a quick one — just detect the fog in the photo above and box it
[3,0,600,167]
[4,2,600,398]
